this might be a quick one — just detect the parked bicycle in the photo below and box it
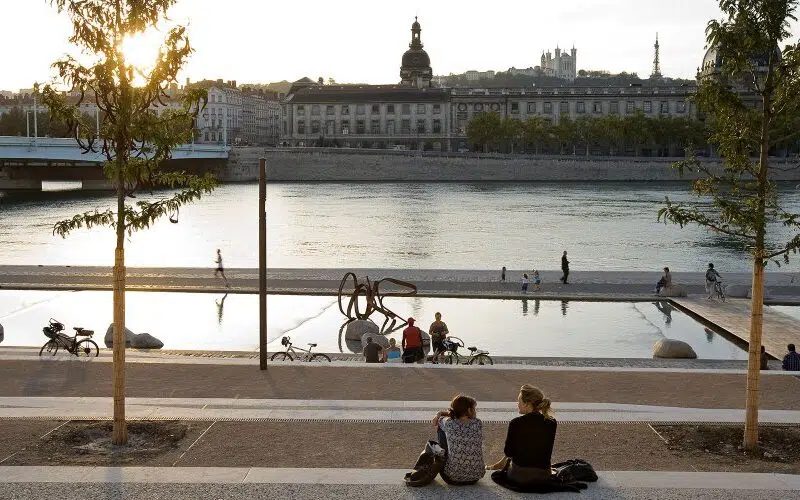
[39,318,99,357]
[439,336,493,366]
[270,336,331,362]
[713,279,726,302]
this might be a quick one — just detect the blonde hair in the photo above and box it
[519,384,553,419]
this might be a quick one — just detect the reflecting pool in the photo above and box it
[0,290,746,359]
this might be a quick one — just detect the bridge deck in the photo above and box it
[672,297,800,359]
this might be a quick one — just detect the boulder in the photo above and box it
[361,333,390,349]
[130,332,164,349]
[653,339,697,359]
[658,284,687,297]
[104,324,163,349]
[344,319,379,341]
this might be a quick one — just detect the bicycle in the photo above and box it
[439,337,493,366]
[38,318,99,357]
[713,279,726,302]
[270,336,331,362]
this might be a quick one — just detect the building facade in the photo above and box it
[540,47,577,81]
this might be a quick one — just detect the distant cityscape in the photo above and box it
[1,19,701,150]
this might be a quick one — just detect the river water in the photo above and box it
[2,181,800,272]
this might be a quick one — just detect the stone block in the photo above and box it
[653,339,697,359]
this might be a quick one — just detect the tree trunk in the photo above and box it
[111,159,127,445]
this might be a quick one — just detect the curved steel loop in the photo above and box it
[337,272,418,331]
[338,272,359,317]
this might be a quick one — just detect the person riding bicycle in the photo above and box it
[705,263,722,300]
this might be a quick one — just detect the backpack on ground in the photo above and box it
[403,441,446,487]
[551,459,598,483]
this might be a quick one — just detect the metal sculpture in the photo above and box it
[337,272,418,334]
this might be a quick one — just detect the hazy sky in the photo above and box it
[3,0,799,91]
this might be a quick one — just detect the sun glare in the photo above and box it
[120,29,164,72]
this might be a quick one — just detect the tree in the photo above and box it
[43,0,217,445]
[500,118,523,153]
[659,0,800,451]
[466,112,502,152]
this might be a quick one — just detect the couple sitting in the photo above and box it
[432,384,556,488]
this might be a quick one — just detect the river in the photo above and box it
[2,181,799,272]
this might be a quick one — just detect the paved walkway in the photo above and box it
[674,297,800,358]
[3,265,800,300]
[0,468,798,499]
[4,397,800,424]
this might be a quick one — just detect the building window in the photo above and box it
[401,119,411,134]
[311,105,320,116]
[593,101,602,113]
[433,104,441,114]
[356,104,366,115]
[417,119,426,133]
[387,104,395,114]
[371,104,380,114]
[677,101,686,113]
[610,101,619,114]
[660,101,669,113]
[356,119,365,134]
[310,120,320,134]
[297,105,305,116]
[297,120,305,134]
[326,105,334,115]
[341,121,351,135]
[527,102,536,113]
[626,101,635,113]
[341,105,350,115]
[386,120,395,135]
[576,102,585,114]
[543,102,552,114]
[416,104,426,114]
[559,101,569,114]
[433,119,441,133]
[643,101,652,113]
[511,102,519,114]
[370,119,380,134]
[400,104,410,115]
[474,103,484,112]
[325,120,335,135]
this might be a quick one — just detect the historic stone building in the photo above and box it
[540,47,577,81]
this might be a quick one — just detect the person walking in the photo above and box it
[705,263,721,300]
[532,270,541,291]
[560,251,570,284]
[521,273,529,293]
[214,249,229,286]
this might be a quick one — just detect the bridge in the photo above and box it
[0,136,229,191]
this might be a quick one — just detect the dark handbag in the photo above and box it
[552,459,598,483]
[404,440,446,487]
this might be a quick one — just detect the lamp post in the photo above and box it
[33,83,39,147]
[259,157,267,370]
[26,111,31,138]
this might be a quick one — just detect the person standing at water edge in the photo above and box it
[214,249,228,286]
[655,267,671,294]
[429,312,449,360]
[402,317,424,363]
[501,266,507,282]
[521,273,529,293]
[560,251,570,284]
[783,344,800,371]
[533,270,541,291]
[705,263,721,299]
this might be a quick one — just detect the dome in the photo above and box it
[701,44,782,73]
[412,19,420,30]
[402,48,430,69]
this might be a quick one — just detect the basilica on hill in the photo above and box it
[280,18,698,152]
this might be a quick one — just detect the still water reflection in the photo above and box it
[0,290,745,359]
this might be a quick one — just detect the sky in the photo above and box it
[2,0,799,91]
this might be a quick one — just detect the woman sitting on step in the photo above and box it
[487,384,557,484]
[432,394,486,485]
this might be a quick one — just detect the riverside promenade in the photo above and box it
[1,356,800,499]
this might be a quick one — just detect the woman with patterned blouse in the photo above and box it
[432,394,486,485]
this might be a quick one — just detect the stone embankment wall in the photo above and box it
[221,147,800,182]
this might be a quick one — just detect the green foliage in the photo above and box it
[466,112,503,152]
[659,0,800,266]
[42,0,217,238]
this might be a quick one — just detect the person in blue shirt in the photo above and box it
[783,344,800,371]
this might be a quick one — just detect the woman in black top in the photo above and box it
[487,384,557,484]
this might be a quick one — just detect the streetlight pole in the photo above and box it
[95,108,100,140]
[259,157,268,370]
[33,83,39,147]
[26,111,30,138]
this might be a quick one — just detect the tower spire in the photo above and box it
[651,32,662,78]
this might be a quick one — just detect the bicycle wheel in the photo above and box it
[442,352,459,365]
[75,339,99,357]
[310,353,331,362]
[716,283,725,302]
[469,354,494,366]
[270,351,293,361]
[39,340,59,356]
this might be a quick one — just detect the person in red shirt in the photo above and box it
[402,317,424,363]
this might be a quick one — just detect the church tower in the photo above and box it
[400,17,433,88]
